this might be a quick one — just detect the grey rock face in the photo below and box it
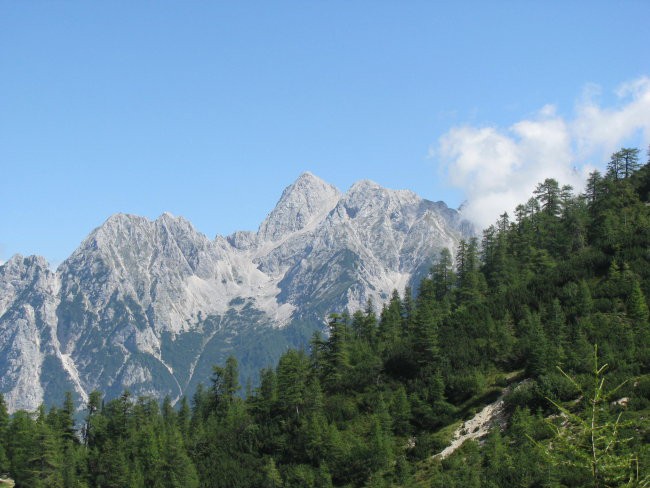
[0,255,68,411]
[0,174,473,412]
[257,172,341,243]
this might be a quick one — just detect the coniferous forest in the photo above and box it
[1,147,649,487]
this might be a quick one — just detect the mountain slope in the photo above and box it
[0,173,472,412]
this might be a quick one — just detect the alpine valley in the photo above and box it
[0,173,473,412]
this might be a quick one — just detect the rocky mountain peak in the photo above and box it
[337,180,420,225]
[0,254,55,318]
[257,172,341,242]
[0,254,55,295]
[2,253,50,273]
[155,211,193,231]
[346,179,419,202]
[0,173,474,413]
[347,178,381,192]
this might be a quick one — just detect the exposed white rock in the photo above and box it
[434,390,509,460]
[0,255,60,411]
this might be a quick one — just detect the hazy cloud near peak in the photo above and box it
[435,77,650,229]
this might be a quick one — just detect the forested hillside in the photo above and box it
[1,148,649,487]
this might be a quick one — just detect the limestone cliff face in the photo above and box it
[0,173,473,412]
[0,255,63,411]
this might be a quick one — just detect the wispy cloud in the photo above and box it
[434,77,650,228]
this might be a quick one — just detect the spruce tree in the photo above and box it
[543,347,646,487]
[30,405,64,488]
[211,356,241,415]
[177,396,191,441]
[7,411,38,486]
[585,170,603,205]
[83,390,102,447]
[276,349,309,418]
[620,148,641,178]
[431,248,455,301]
[378,291,403,351]
[59,392,77,444]
[0,394,9,474]
[323,313,351,389]
[533,178,561,216]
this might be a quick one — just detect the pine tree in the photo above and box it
[411,295,440,367]
[262,457,282,488]
[212,356,241,415]
[390,386,411,436]
[177,396,191,441]
[0,394,7,434]
[59,392,77,444]
[0,394,9,474]
[276,349,309,418]
[546,298,568,361]
[456,237,482,302]
[324,313,352,389]
[352,300,378,347]
[620,148,641,178]
[533,178,561,216]
[94,438,131,488]
[83,390,102,447]
[378,291,403,351]
[160,419,200,488]
[105,390,132,441]
[542,347,647,487]
[585,170,603,205]
[29,405,64,488]
[430,248,455,303]
[560,184,574,212]
[607,150,624,180]
[254,367,277,416]
[7,411,38,486]
[482,429,516,487]
[402,286,416,332]
[626,278,649,326]
[521,311,550,377]
[130,410,161,487]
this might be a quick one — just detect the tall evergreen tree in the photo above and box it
[0,394,9,474]
[323,313,352,389]
[620,147,641,178]
[378,291,403,350]
[58,392,77,444]
[276,349,309,418]
[211,356,241,415]
[83,390,102,447]
[431,248,455,302]
[585,170,603,205]
[533,178,561,216]
[456,237,482,301]
[29,405,64,488]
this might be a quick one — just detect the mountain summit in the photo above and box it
[0,174,473,412]
[258,172,341,242]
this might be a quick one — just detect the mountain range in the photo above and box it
[0,173,473,412]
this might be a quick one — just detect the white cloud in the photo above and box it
[435,77,650,229]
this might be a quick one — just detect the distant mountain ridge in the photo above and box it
[0,173,473,412]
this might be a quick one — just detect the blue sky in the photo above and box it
[2,1,649,266]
